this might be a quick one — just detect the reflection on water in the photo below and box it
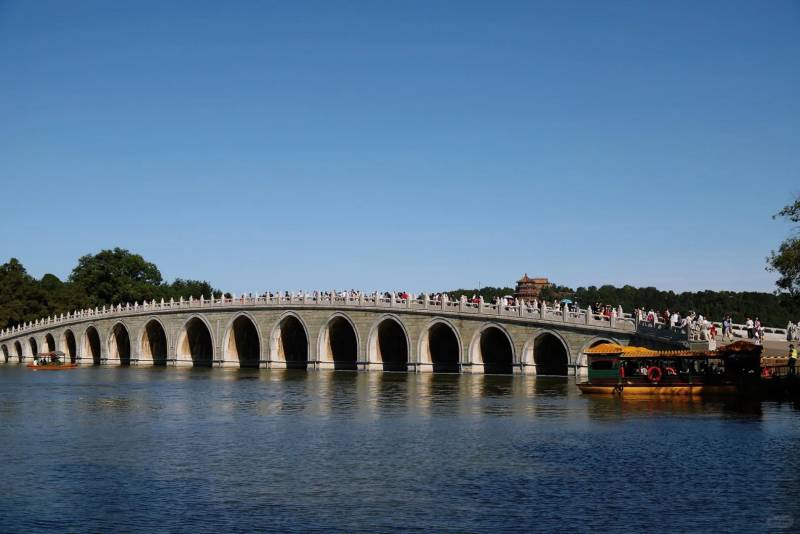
[0,365,798,532]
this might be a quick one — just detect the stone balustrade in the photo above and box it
[1,291,787,347]
[0,291,639,341]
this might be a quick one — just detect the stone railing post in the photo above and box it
[585,306,590,325]
[563,303,568,322]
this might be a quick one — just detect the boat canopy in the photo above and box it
[585,341,760,359]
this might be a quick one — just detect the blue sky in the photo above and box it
[1,1,797,294]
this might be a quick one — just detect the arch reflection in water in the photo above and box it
[409,372,464,416]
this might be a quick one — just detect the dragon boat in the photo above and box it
[577,341,761,397]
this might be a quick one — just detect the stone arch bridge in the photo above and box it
[0,293,642,376]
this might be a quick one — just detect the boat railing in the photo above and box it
[762,364,796,378]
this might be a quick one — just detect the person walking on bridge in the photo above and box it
[745,317,754,339]
[722,316,733,342]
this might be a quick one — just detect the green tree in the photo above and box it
[163,278,220,300]
[445,286,515,302]
[0,259,46,327]
[0,250,223,330]
[69,248,165,306]
[768,197,800,295]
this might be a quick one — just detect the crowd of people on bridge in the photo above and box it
[239,290,795,345]
[630,308,795,345]
[633,307,729,342]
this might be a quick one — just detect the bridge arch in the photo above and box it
[521,330,570,376]
[1,344,8,363]
[469,323,515,374]
[28,337,38,359]
[367,314,410,372]
[270,312,309,369]
[61,329,77,363]
[140,318,169,365]
[83,325,102,364]
[223,312,262,368]
[177,315,215,367]
[14,341,23,362]
[417,318,462,373]
[317,313,359,370]
[107,322,132,365]
[44,333,56,353]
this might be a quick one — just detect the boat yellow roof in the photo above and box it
[585,341,762,359]
[585,343,695,357]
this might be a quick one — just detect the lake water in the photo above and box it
[1,365,798,533]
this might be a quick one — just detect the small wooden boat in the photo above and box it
[577,341,762,397]
[27,351,78,370]
[27,363,78,370]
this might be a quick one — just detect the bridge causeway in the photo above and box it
[0,291,713,376]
